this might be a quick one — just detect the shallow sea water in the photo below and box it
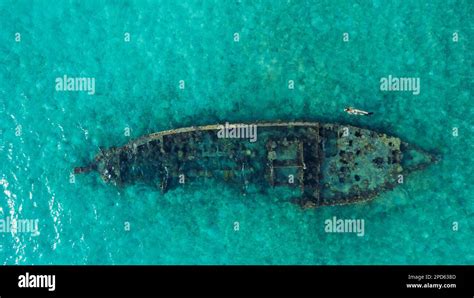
[0,0,473,264]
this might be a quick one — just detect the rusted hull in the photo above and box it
[75,122,437,207]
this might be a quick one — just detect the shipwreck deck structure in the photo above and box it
[74,122,437,207]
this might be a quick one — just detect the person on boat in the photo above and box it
[344,107,373,116]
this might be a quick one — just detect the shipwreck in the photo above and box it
[74,122,438,208]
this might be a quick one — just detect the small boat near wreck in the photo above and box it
[74,122,438,208]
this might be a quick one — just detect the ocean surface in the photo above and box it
[0,0,472,264]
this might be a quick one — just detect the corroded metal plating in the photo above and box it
[74,122,438,207]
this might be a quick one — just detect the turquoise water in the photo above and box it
[0,0,473,264]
